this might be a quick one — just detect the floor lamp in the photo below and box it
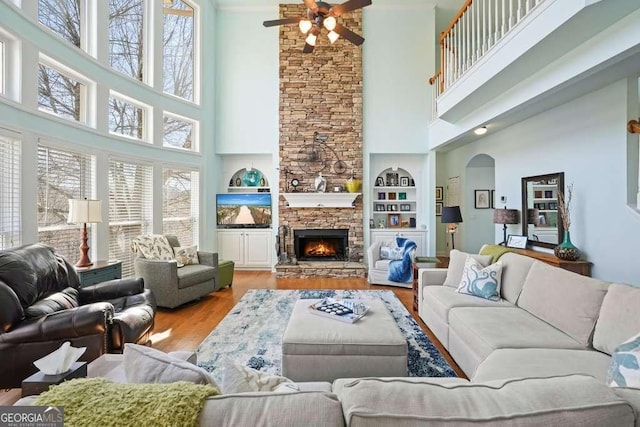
[68,199,102,267]
[493,207,520,246]
[441,206,463,250]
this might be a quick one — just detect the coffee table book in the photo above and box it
[308,298,369,324]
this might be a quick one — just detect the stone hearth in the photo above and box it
[275,261,366,278]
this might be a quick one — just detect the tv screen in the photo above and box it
[216,193,272,228]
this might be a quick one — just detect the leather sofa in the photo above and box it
[0,243,156,388]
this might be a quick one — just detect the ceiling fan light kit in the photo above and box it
[263,0,372,53]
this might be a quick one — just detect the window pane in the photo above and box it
[163,0,194,101]
[109,159,152,277]
[109,0,144,81]
[109,96,144,140]
[0,135,21,249]
[163,115,194,150]
[38,0,81,48]
[38,64,83,122]
[163,167,199,247]
[38,145,95,263]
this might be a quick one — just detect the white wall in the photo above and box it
[441,78,640,284]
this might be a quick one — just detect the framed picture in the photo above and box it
[388,192,397,200]
[388,213,401,228]
[400,203,411,211]
[391,204,398,211]
[386,172,399,186]
[475,189,491,209]
[435,186,443,201]
[400,176,410,187]
[490,190,495,208]
[378,192,386,200]
[548,202,557,210]
[544,190,553,199]
[375,176,384,187]
[398,192,407,200]
[401,220,410,228]
[375,204,385,211]
[507,235,528,249]
[435,202,443,216]
[386,204,393,211]
[534,190,543,198]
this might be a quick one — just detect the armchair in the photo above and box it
[132,235,218,309]
[367,239,416,288]
[0,243,156,388]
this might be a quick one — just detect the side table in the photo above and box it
[412,257,440,311]
[75,260,122,287]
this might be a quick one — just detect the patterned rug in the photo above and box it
[196,289,457,382]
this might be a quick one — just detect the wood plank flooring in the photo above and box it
[0,271,464,406]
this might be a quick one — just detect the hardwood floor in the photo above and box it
[0,271,464,406]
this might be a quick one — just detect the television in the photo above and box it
[216,193,272,228]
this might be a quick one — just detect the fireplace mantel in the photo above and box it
[283,192,360,208]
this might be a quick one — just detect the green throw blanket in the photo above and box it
[479,244,513,263]
[34,378,219,427]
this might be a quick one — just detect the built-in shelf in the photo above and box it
[283,192,360,208]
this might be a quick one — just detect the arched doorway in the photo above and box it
[464,154,495,252]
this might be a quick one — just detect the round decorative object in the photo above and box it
[259,177,266,187]
[242,170,261,186]
[291,178,299,188]
[554,231,581,261]
[235,177,242,187]
[297,144,328,174]
[333,160,347,174]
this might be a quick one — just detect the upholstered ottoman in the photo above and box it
[217,260,234,289]
[282,299,408,381]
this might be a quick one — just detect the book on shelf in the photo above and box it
[308,298,369,324]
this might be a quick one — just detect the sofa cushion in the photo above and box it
[442,250,492,288]
[218,357,293,394]
[173,245,200,266]
[373,259,391,270]
[593,283,640,356]
[25,287,79,318]
[518,261,609,347]
[334,375,634,426]
[607,332,640,388]
[176,264,216,289]
[380,246,403,260]
[133,235,175,261]
[123,344,218,387]
[473,348,612,383]
[456,256,503,301]
[498,252,536,304]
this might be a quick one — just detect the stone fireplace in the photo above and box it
[276,4,364,278]
[294,229,349,261]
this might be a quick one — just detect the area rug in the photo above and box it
[196,289,457,382]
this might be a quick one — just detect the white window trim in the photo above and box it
[0,28,21,103]
[108,90,152,143]
[163,111,199,153]
[36,0,88,53]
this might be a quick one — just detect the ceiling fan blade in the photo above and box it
[330,0,372,17]
[303,42,315,54]
[333,23,365,46]
[303,0,319,12]
[263,17,302,27]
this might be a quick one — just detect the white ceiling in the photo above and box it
[212,0,462,11]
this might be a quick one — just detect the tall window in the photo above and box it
[163,1,195,101]
[109,159,152,277]
[162,167,199,247]
[109,0,144,82]
[38,62,85,123]
[38,145,95,263]
[109,93,146,140]
[163,113,195,151]
[38,0,81,48]
[0,134,21,249]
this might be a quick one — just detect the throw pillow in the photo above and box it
[218,357,294,394]
[442,250,493,288]
[456,256,503,301]
[123,344,218,388]
[607,332,640,388]
[133,235,175,261]
[380,246,403,260]
[174,245,200,266]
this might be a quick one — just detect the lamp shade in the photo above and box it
[68,199,102,224]
[493,208,519,225]
[441,206,463,224]
[527,208,540,225]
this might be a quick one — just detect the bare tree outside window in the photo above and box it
[163,168,199,247]
[163,115,193,150]
[109,0,144,81]
[163,0,194,102]
[38,0,81,48]
[38,64,83,122]
[109,96,144,140]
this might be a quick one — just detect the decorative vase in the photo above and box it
[345,178,361,193]
[242,170,261,186]
[554,231,581,261]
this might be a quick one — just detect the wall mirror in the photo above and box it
[521,172,565,249]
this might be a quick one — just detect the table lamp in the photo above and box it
[493,207,520,246]
[441,206,463,250]
[68,199,102,267]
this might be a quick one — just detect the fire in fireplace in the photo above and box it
[294,229,348,261]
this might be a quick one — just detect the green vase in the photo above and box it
[554,231,581,261]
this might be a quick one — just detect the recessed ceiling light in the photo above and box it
[474,126,488,135]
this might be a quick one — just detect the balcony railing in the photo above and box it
[429,0,546,120]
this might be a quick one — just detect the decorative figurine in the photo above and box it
[315,173,327,193]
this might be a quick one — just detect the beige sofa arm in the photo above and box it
[367,241,383,270]
[417,268,448,310]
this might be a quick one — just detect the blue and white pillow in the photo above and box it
[607,332,640,388]
[380,246,403,260]
[456,256,503,301]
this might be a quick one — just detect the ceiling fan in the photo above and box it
[263,0,372,54]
